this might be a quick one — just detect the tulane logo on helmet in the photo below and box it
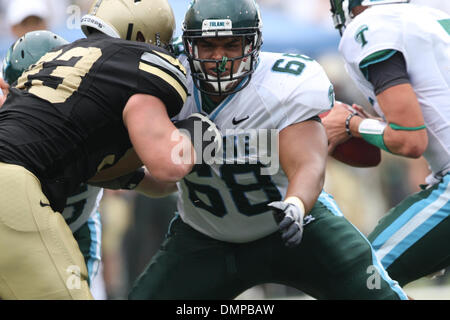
[182,0,263,96]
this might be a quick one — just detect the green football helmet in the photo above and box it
[330,0,410,35]
[2,30,68,85]
[182,0,263,96]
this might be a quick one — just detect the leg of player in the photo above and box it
[128,192,407,300]
[0,163,92,299]
[368,173,450,287]
[128,215,251,299]
[275,192,407,300]
[72,211,106,300]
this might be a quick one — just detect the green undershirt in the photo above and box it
[201,92,221,115]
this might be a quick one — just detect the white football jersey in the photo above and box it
[340,3,450,181]
[175,52,334,242]
[63,184,103,233]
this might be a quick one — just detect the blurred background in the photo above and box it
[0,0,448,300]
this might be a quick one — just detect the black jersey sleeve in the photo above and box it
[136,49,188,118]
[367,51,410,95]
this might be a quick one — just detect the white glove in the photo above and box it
[268,197,305,247]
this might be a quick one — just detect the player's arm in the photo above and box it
[90,166,177,198]
[279,119,328,213]
[268,61,333,246]
[349,83,427,157]
[124,50,221,182]
[345,51,427,158]
[269,118,328,247]
[123,93,195,183]
[133,168,178,198]
[122,50,195,183]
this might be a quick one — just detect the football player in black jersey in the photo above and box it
[0,0,219,300]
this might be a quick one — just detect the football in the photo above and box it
[320,110,381,167]
[332,136,381,167]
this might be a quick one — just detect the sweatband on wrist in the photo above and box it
[358,119,391,152]
[284,196,305,218]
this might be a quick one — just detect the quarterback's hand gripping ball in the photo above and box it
[320,105,381,167]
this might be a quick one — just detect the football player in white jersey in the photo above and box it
[324,0,450,286]
[128,0,407,300]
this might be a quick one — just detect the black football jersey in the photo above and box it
[0,33,188,212]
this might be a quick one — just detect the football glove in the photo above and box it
[268,197,305,247]
[174,113,222,166]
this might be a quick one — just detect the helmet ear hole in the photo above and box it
[21,50,25,59]
[136,31,145,43]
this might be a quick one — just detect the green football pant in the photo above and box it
[129,192,407,300]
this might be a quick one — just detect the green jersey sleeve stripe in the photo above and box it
[438,19,450,35]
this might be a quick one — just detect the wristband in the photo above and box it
[284,196,305,219]
[345,112,358,137]
[358,119,390,152]
[389,123,426,131]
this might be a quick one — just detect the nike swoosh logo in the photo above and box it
[40,200,51,207]
[232,115,249,125]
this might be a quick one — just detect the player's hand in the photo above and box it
[348,104,370,118]
[174,113,222,166]
[268,199,305,247]
[322,101,357,154]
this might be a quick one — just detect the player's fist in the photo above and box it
[268,198,305,247]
